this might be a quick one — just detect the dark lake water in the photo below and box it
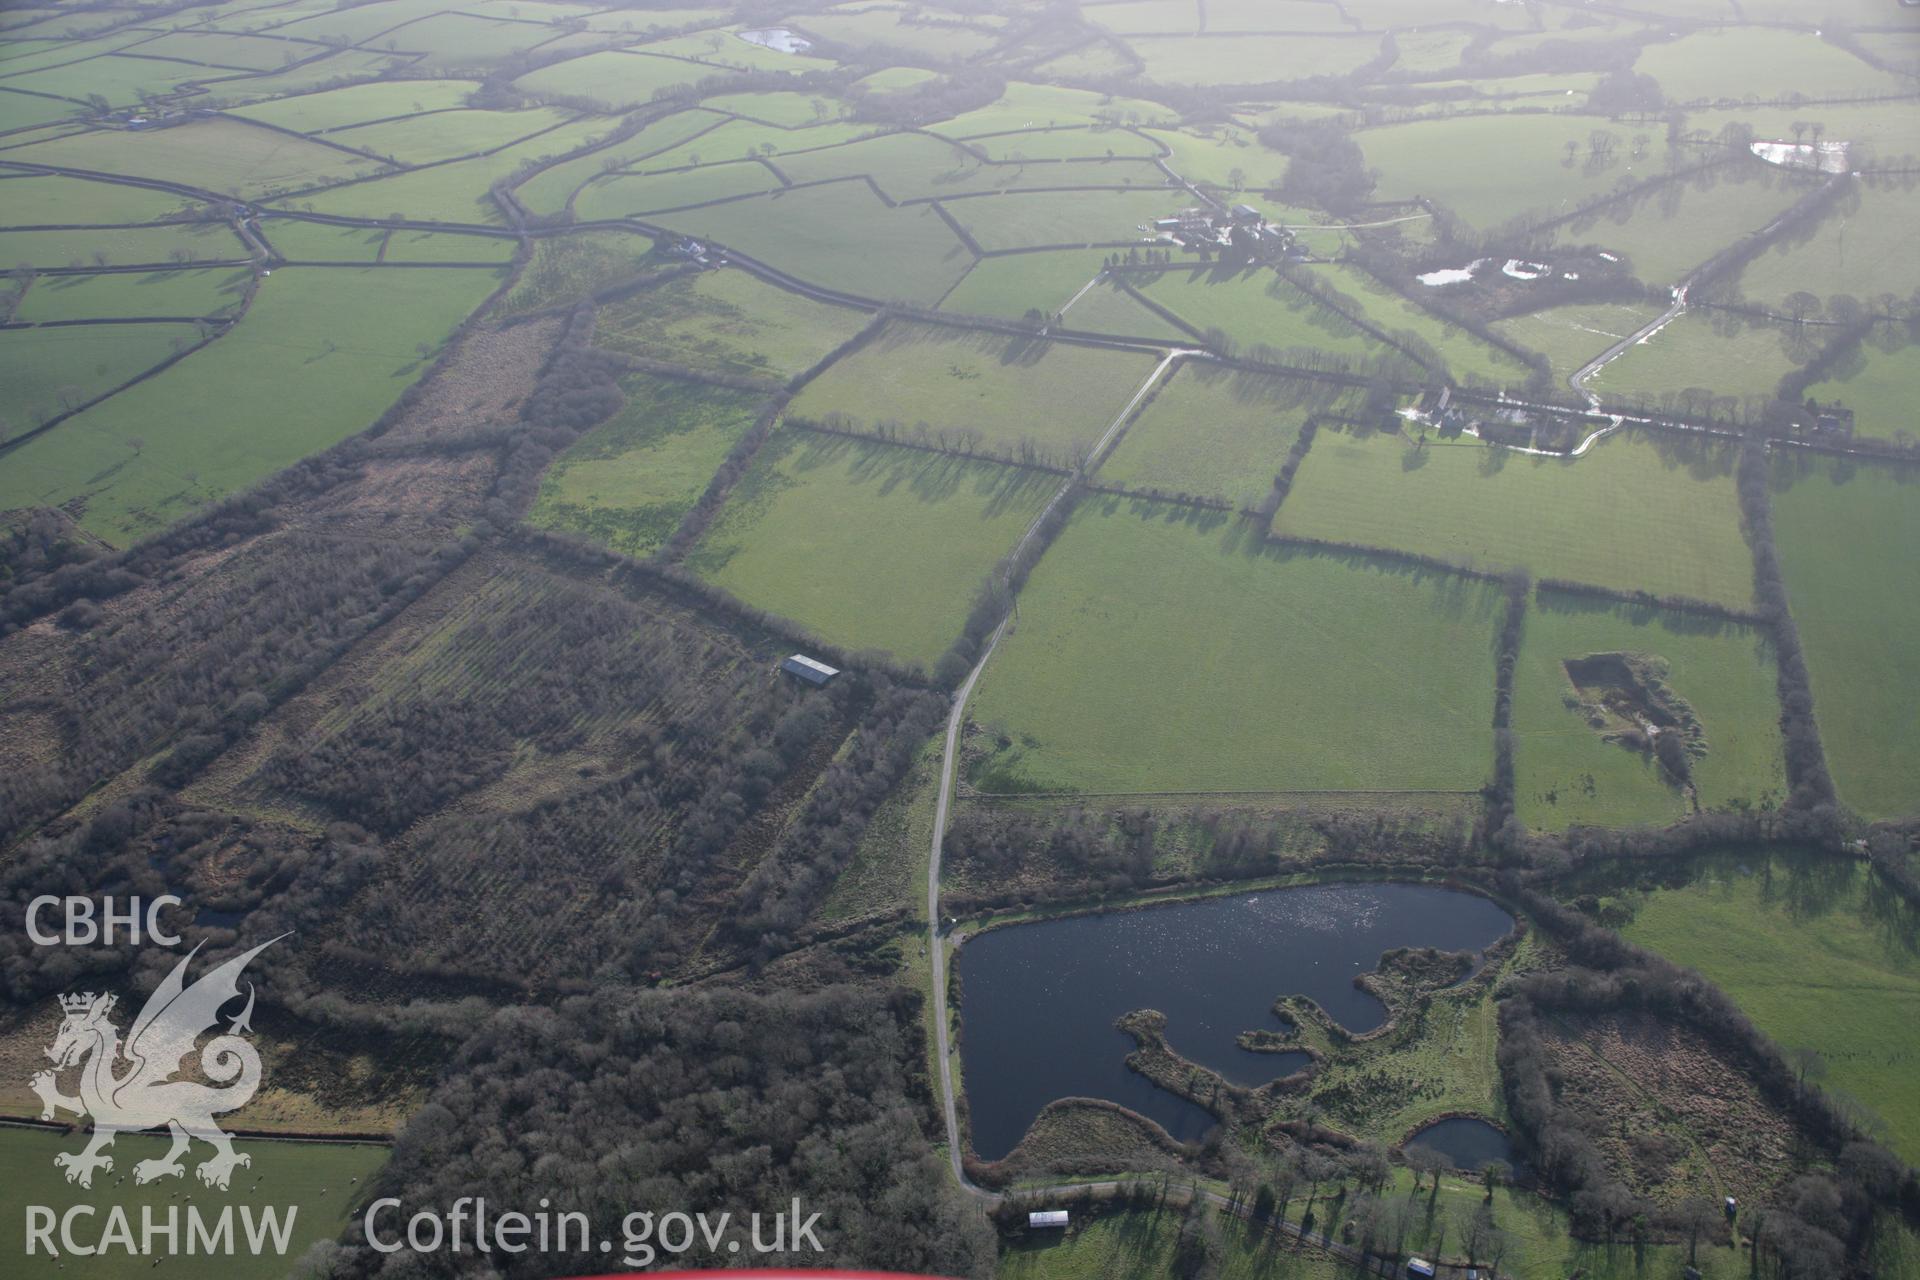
[1404,1115,1520,1173]
[957,882,1514,1161]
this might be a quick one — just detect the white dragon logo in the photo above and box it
[29,935,284,1191]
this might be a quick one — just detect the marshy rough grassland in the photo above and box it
[2,0,1918,1276]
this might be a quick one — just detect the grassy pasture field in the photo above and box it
[0,89,76,132]
[1205,0,1351,30]
[1513,591,1785,829]
[1361,115,1674,230]
[1308,264,1534,384]
[196,49,415,100]
[689,430,1057,670]
[1146,124,1288,190]
[935,82,1177,135]
[1603,852,1920,1161]
[1588,311,1799,403]
[5,117,389,197]
[625,117,872,170]
[1804,326,1920,444]
[1548,163,1808,288]
[0,266,501,543]
[326,106,577,164]
[269,0,453,43]
[574,161,780,218]
[1128,33,1382,84]
[0,222,245,267]
[11,265,248,321]
[1097,364,1355,507]
[1058,277,1190,340]
[938,249,1107,319]
[1769,455,1920,820]
[594,267,872,378]
[1679,102,1920,173]
[0,322,200,436]
[1085,0,1200,34]
[0,54,213,107]
[381,12,562,69]
[510,49,742,110]
[953,124,1164,162]
[772,130,989,201]
[703,89,845,125]
[290,118,607,222]
[1128,266,1389,361]
[788,320,1157,461]
[260,219,387,260]
[379,229,517,263]
[1634,28,1910,104]
[1492,301,1662,385]
[797,5,1000,58]
[0,1127,386,1280]
[510,108,723,214]
[528,373,766,557]
[1274,426,1755,609]
[1736,186,1920,313]
[945,188,1176,251]
[131,29,324,70]
[966,497,1502,795]
[224,78,480,131]
[646,181,973,304]
[0,172,194,224]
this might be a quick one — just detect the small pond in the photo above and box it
[1404,1115,1522,1174]
[958,882,1514,1161]
[737,28,811,53]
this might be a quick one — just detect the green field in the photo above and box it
[938,249,1108,320]
[1736,186,1920,314]
[575,161,780,218]
[326,106,576,165]
[0,323,200,437]
[1589,311,1800,403]
[1275,426,1755,608]
[689,430,1056,670]
[936,82,1176,136]
[1098,364,1354,506]
[510,108,724,215]
[947,188,1176,252]
[1548,164,1808,288]
[1058,278,1190,341]
[1128,266,1390,362]
[1129,32,1382,84]
[0,172,194,225]
[788,320,1156,462]
[1308,264,1534,385]
[967,498,1502,794]
[1769,455,1920,820]
[289,118,608,223]
[1804,326,1920,444]
[0,223,245,267]
[1608,852,1920,1161]
[260,219,387,261]
[511,48,741,109]
[529,373,766,557]
[1492,302,1661,385]
[5,117,389,198]
[953,124,1163,162]
[647,181,973,305]
[1361,115,1676,230]
[1147,124,1290,191]
[380,229,517,263]
[0,266,500,543]
[797,5,999,58]
[11,267,248,321]
[225,78,480,132]
[594,267,872,378]
[0,1127,386,1280]
[1635,28,1910,104]
[1514,591,1786,829]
